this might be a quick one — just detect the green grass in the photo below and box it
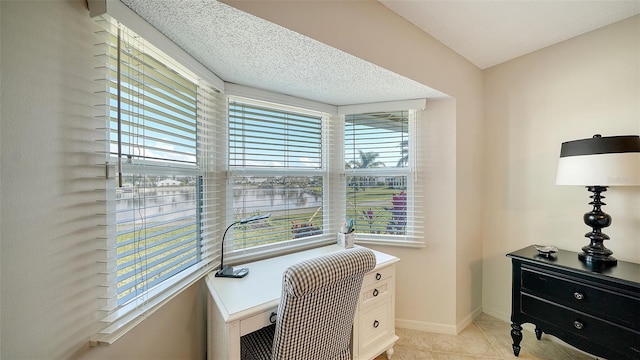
[116,224,198,302]
[115,186,407,303]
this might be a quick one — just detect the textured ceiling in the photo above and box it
[119,0,446,106]
[120,0,640,106]
[380,0,640,69]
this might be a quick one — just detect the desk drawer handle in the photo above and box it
[573,292,584,300]
[573,321,584,330]
[373,289,379,297]
[269,312,277,324]
[373,320,380,328]
[376,273,382,280]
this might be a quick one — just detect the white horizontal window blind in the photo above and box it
[110,27,201,306]
[344,110,424,245]
[115,173,202,305]
[111,44,198,165]
[227,99,331,253]
[229,101,322,169]
[93,18,223,344]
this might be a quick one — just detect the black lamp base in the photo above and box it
[579,186,617,267]
[578,250,617,266]
[215,266,249,278]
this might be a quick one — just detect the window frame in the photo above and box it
[223,97,336,264]
[341,107,425,248]
[93,18,224,345]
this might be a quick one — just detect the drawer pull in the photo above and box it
[573,292,584,300]
[573,321,584,330]
[269,312,277,324]
[376,273,382,280]
[373,289,379,297]
[373,320,380,328]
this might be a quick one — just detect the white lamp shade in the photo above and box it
[556,135,640,186]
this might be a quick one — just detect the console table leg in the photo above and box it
[535,327,542,340]
[511,323,523,356]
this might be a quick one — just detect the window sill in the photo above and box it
[225,236,335,266]
[356,236,425,248]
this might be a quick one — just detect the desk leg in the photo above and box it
[208,297,228,360]
[209,296,241,360]
[510,323,523,357]
[228,321,241,359]
[385,346,394,359]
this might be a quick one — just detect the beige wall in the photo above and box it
[74,284,207,360]
[2,1,101,357]
[0,1,205,358]
[482,15,640,320]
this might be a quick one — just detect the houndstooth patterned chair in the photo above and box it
[241,247,377,360]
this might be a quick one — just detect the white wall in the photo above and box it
[482,15,640,320]
[222,0,486,333]
[0,1,205,358]
[2,1,101,357]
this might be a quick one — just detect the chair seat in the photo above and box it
[241,324,275,360]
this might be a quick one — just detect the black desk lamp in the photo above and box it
[556,134,640,265]
[215,213,271,278]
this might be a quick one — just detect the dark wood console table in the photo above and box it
[507,245,640,359]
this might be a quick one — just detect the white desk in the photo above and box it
[205,245,400,360]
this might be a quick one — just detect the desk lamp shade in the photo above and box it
[556,134,640,266]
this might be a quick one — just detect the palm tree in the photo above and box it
[349,150,386,169]
[397,140,408,167]
[348,150,385,191]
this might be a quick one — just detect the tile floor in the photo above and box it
[374,313,599,360]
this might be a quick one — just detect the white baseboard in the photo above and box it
[455,306,483,333]
[479,306,510,323]
[395,318,458,335]
[397,307,596,359]
[395,306,483,335]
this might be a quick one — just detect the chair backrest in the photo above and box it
[271,247,377,360]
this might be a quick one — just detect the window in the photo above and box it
[94,19,223,343]
[111,35,201,304]
[226,98,334,257]
[344,110,423,245]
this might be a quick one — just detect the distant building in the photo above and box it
[157,179,181,187]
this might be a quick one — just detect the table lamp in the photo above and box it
[215,213,271,278]
[556,134,640,265]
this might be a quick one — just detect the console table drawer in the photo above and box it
[508,245,640,360]
[522,267,640,331]
[522,295,640,356]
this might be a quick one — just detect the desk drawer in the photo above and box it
[521,267,640,331]
[240,307,278,336]
[363,266,394,288]
[357,296,393,352]
[361,280,391,309]
[522,294,640,355]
